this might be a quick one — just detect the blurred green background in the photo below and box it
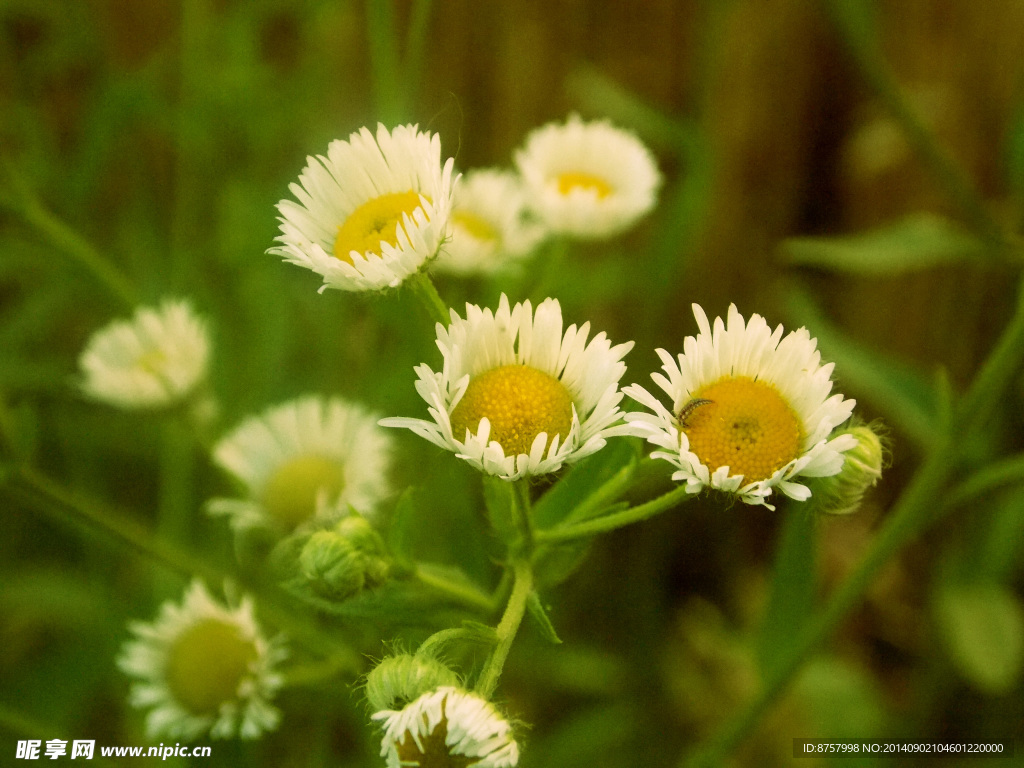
[2,0,1024,766]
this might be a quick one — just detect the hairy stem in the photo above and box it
[474,560,533,699]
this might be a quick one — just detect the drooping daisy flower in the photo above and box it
[434,169,546,276]
[372,687,519,768]
[514,114,661,239]
[208,396,392,532]
[270,124,456,292]
[380,295,634,480]
[117,580,285,740]
[624,304,857,509]
[79,299,210,410]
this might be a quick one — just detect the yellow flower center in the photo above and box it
[449,364,574,457]
[165,618,257,716]
[556,171,613,198]
[451,210,498,242]
[681,376,805,483]
[262,454,344,529]
[395,700,478,768]
[333,190,426,263]
[135,348,168,375]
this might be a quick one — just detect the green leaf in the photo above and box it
[936,582,1024,695]
[793,657,888,739]
[533,438,639,529]
[481,475,518,546]
[388,487,419,571]
[785,285,938,450]
[783,213,986,276]
[526,591,563,644]
[756,509,817,677]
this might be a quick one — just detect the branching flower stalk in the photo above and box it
[474,560,534,700]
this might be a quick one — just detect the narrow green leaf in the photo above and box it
[936,582,1024,694]
[526,591,563,644]
[756,508,817,678]
[783,213,986,276]
[785,286,938,449]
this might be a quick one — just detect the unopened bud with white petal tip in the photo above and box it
[365,654,461,712]
[812,424,885,516]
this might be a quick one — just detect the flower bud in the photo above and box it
[298,530,366,599]
[335,515,391,585]
[297,515,392,599]
[365,654,460,712]
[814,424,885,516]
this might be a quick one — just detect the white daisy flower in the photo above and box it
[380,294,634,480]
[434,168,546,276]
[117,580,286,741]
[514,114,661,239]
[78,299,210,410]
[270,123,456,292]
[208,396,392,532]
[624,304,858,510]
[372,686,519,768]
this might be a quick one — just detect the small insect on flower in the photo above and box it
[624,304,857,509]
[676,398,714,429]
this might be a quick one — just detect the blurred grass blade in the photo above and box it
[756,508,816,678]
[783,213,986,276]
[566,65,698,151]
[366,0,404,123]
[786,285,938,449]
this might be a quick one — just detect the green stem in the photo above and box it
[1,160,137,308]
[534,484,692,544]
[155,421,195,598]
[823,0,1010,253]
[9,466,360,666]
[530,237,570,302]
[408,271,451,328]
[557,455,641,530]
[474,560,533,699]
[513,478,534,553]
[416,626,497,660]
[412,562,496,612]
[16,465,222,583]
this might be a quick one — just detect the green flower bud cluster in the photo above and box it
[365,654,460,712]
[814,424,885,516]
[298,515,391,599]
